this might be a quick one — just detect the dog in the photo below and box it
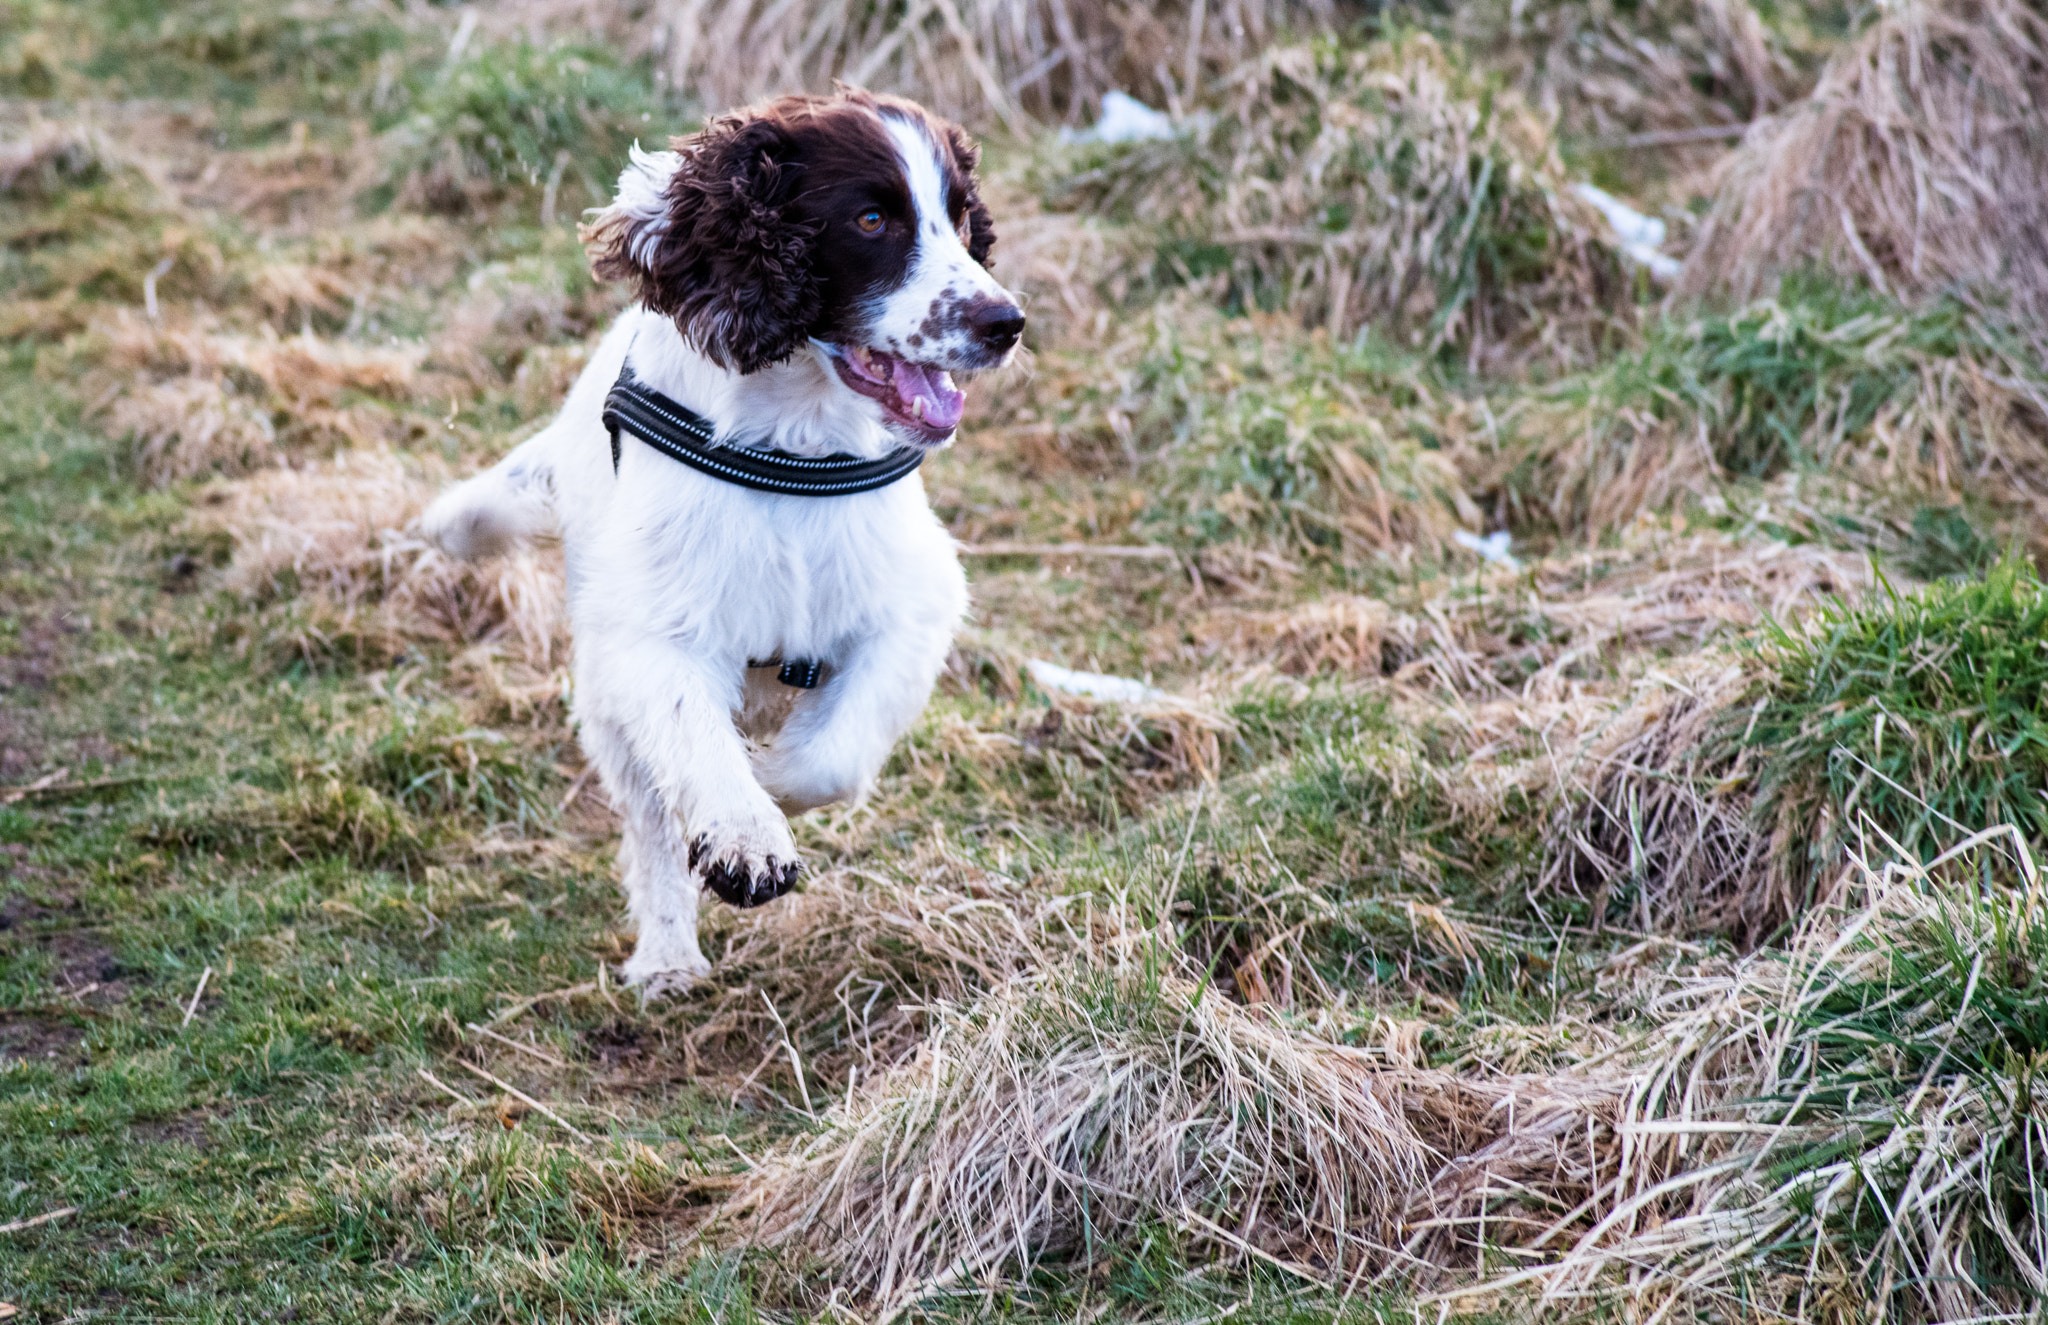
[422,88,1024,994]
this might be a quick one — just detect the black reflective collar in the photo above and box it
[601,367,927,496]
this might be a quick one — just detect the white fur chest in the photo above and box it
[568,457,960,668]
[540,308,968,673]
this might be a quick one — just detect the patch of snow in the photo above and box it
[1453,529,1522,569]
[1026,659,1166,703]
[1573,183,1682,283]
[1061,91,1179,145]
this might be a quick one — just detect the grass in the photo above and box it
[3,0,2047,1319]
[1038,33,1629,365]
[1680,0,2048,343]
[1489,274,2048,536]
[1531,847,2048,1324]
[1748,556,2048,893]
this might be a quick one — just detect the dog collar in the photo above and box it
[601,368,927,496]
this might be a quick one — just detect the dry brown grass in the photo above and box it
[0,119,112,196]
[490,0,1337,128]
[1681,0,2048,336]
[682,856,1102,1087]
[1536,654,1779,942]
[717,964,1431,1308]
[1498,835,2048,1324]
[90,311,432,483]
[895,656,1242,821]
[203,448,565,668]
[1044,37,1628,365]
[1196,524,1870,694]
[1453,0,1816,180]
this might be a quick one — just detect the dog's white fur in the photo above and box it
[423,107,1015,993]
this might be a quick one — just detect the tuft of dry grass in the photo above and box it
[1519,832,2048,1324]
[90,311,432,483]
[1452,0,1820,177]
[718,962,1431,1308]
[0,120,113,196]
[203,448,565,668]
[1042,36,1629,365]
[107,376,281,487]
[684,858,1101,1084]
[973,299,1486,566]
[1485,279,2048,535]
[1537,654,1778,942]
[1200,524,1871,694]
[1680,0,2048,340]
[489,0,1338,129]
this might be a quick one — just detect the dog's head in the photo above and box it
[583,88,1022,448]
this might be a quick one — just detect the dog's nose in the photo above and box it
[969,302,1026,352]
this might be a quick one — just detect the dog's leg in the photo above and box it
[752,618,957,814]
[582,721,712,994]
[578,639,799,989]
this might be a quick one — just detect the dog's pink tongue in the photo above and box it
[891,360,965,431]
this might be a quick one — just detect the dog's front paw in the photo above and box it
[619,947,711,999]
[689,816,801,909]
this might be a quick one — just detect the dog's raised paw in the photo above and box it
[689,829,802,908]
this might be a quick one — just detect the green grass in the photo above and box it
[1493,273,2048,536]
[1746,556,2048,891]
[1713,877,2048,1322]
[377,40,670,214]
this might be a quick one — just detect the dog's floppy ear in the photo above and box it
[943,122,996,269]
[584,114,821,374]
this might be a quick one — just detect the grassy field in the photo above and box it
[2,0,2046,1320]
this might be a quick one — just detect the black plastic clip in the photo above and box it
[777,658,823,689]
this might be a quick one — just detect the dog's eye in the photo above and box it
[855,208,885,235]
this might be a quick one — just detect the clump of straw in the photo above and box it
[719,964,1430,1308]
[683,860,1100,1083]
[1487,276,2048,535]
[1681,0,2048,341]
[1540,656,1777,942]
[1456,0,1816,167]
[1043,36,1628,365]
[204,448,564,668]
[487,0,1335,128]
[1525,829,2048,1325]
[91,310,430,483]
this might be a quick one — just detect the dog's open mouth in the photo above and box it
[829,345,966,445]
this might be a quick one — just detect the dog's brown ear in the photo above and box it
[942,123,996,269]
[583,114,821,374]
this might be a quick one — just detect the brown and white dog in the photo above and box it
[423,89,1023,994]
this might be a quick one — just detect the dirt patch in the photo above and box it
[0,842,53,882]
[129,1111,214,1150]
[0,610,127,787]
[0,610,81,783]
[581,1019,648,1070]
[0,1011,87,1063]
[1,895,131,1003]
